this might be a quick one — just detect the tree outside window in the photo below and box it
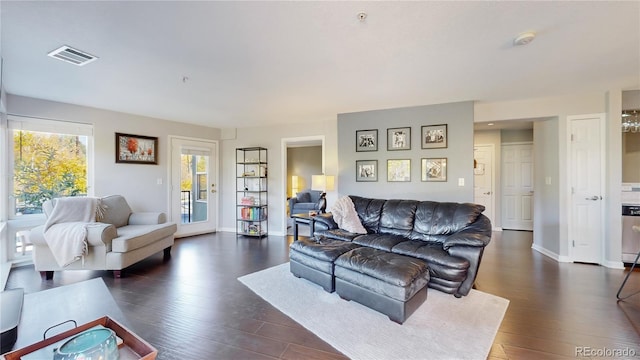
[13,130,88,215]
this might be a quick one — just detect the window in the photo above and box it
[6,116,93,259]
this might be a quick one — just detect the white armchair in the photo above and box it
[30,195,176,279]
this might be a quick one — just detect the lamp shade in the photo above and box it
[311,175,335,192]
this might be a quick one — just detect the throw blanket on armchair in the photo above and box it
[44,197,98,267]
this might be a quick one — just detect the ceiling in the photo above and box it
[2,1,639,129]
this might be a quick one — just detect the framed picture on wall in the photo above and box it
[387,159,411,182]
[356,160,378,182]
[387,127,411,151]
[115,133,158,164]
[421,124,447,149]
[356,129,378,152]
[422,158,447,182]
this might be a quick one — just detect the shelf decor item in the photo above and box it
[115,133,158,164]
[356,129,378,152]
[236,147,268,237]
[387,127,411,151]
[422,158,447,182]
[421,124,447,149]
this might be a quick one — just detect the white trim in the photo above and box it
[603,260,624,269]
[532,243,571,262]
[566,113,606,265]
[167,135,219,236]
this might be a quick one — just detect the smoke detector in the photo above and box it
[513,32,536,46]
[47,45,98,66]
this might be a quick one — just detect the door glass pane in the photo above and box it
[180,153,208,224]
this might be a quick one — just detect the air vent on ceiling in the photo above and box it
[47,45,98,66]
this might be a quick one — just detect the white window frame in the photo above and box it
[4,115,94,263]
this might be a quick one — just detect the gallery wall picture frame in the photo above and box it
[116,132,158,164]
[356,129,378,152]
[387,159,411,182]
[421,124,448,149]
[356,160,378,182]
[422,158,447,182]
[387,127,411,151]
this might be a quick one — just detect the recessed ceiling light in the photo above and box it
[488,123,494,126]
[513,32,536,46]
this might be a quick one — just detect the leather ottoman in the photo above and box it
[290,237,361,292]
[334,247,430,324]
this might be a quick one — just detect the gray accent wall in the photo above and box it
[337,101,474,203]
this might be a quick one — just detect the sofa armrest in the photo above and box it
[312,213,339,230]
[443,232,491,250]
[442,215,492,250]
[129,212,167,225]
[30,223,117,247]
[85,223,118,247]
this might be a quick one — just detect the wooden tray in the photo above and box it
[2,316,157,360]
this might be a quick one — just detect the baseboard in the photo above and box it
[492,227,503,232]
[603,260,625,269]
[531,243,571,262]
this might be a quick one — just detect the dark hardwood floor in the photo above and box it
[5,230,640,359]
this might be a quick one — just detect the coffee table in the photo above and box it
[291,213,318,241]
[12,278,129,350]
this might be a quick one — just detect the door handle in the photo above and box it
[585,196,599,201]
[483,192,491,195]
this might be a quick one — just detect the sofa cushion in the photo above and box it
[111,223,176,252]
[392,240,470,270]
[315,229,360,242]
[379,200,419,237]
[99,195,132,228]
[353,234,406,252]
[410,202,485,240]
[350,196,385,233]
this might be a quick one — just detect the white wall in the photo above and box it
[475,90,628,267]
[6,95,220,213]
[219,118,338,235]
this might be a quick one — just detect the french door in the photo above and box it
[170,137,218,237]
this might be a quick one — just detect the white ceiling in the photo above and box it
[2,1,639,129]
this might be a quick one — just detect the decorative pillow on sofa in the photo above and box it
[330,196,367,234]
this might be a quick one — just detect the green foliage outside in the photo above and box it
[13,131,87,214]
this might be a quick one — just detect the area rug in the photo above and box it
[238,263,509,360]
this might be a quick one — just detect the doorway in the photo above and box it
[169,136,219,238]
[281,136,325,234]
[501,143,534,231]
[568,114,605,264]
[473,144,496,228]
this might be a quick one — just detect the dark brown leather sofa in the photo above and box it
[296,195,492,298]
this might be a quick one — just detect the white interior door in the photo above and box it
[502,143,534,231]
[170,137,218,237]
[474,145,495,228]
[569,114,604,263]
